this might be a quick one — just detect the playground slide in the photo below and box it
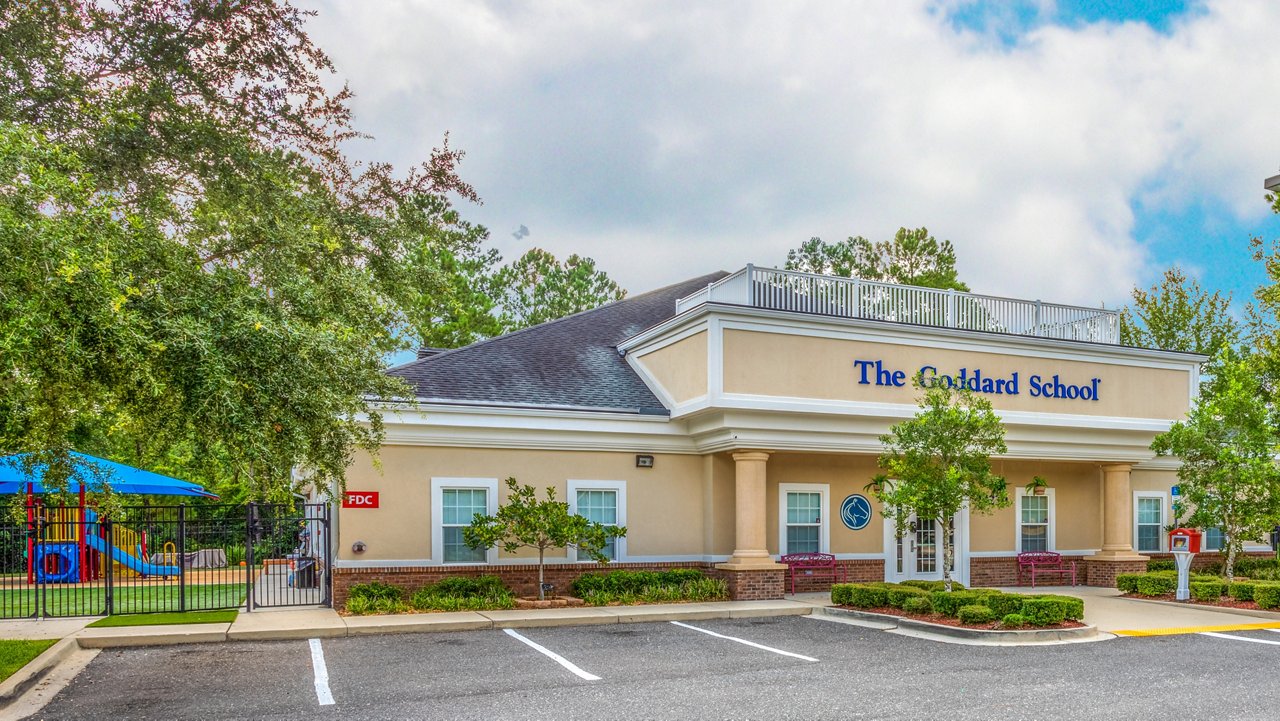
[82,532,181,578]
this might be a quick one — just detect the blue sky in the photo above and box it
[307,0,1280,326]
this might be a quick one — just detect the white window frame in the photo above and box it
[778,483,830,556]
[1133,491,1168,554]
[1016,488,1056,553]
[1202,527,1225,552]
[431,478,499,565]
[567,480,627,562]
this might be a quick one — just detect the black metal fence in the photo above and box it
[0,502,330,619]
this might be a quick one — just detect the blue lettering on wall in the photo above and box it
[852,360,1101,401]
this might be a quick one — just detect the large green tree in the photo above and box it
[1151,353,1280,581]
[785,227,969,291]
[1120,267,1240,357]
[0,1,484,498]
[870,377,1009,591]
[494,249,626,333]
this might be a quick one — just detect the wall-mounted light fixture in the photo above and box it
[351,540,367,554]
[636,454,655,468]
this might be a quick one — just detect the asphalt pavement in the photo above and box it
[27,616,1280,720]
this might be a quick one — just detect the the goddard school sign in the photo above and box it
[853,359,1102,401]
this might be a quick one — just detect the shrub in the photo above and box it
[571,569,711,598]
[1228,581,1257,601]
[1116,574,1143,594]
[345,595,409,615]
[830,584,855,606]
[410,575,516,611]
[957,604,995,624]
[930,590,986,617]
[1253,583,1280,609]
[902,596,933,614]
[1146,559,1175,572]
[1020,598,1068,626]
[1135,574,1176,597]
[847,584,891,608]
[1032,594,1084,621]
[901,579,964,592]
[1002,613,1028,628]
[347,581,405,603]
[1190,581,1226,601]
[982,592,1027,618]
[886,585,930,609]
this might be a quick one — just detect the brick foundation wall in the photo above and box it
[332,561,713,607]
[1081,557,1147,588]
[785,559,885,593]
[968,555,1091,587]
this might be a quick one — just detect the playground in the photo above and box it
[0,452,331,618]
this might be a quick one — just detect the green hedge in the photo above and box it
[984,593,1027,618]
[1254,584,1280,609]
[900,579,965,592]
[570,569,705,597]
[930,590,988,617]
[1146,559,1175,572]
[1135,574,1177,596]
[1021,598,1068,626]
[957,604,995,624]
[886,586,930,609]
[1229,581,1256,601]
[1002,613,1027,628]
[1190,581,1226,601]
[902,596,932,614]
[1116,574,1143,594]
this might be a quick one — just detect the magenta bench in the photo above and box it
[780,552,847,594]
[1017,551,1077,588]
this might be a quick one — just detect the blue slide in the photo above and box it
[82,533,181,578]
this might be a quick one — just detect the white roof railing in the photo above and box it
[677,265,1119,345]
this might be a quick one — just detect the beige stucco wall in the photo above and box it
[633,330,708,404]
[722,329,1191,420]
[969,460,1103,552]
[339,446,706,562]
[765,453,885,555]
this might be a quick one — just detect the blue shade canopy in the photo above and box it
[0,452,217,498]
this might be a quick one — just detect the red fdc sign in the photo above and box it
[342,491,379,509]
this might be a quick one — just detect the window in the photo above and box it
[1134,494,1166,553]
[1018,492,1052,552]
[778,484,829,555]
[568,480,626,562]
[431,478,498,565]
[1203,527,1224,552]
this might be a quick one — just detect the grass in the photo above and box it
[86,609,238,627]
[0,639,57,683]
[0,583,246,617]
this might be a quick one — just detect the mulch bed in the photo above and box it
[836,605,1084,631]
[1120,593,1270,611]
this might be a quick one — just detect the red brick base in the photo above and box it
[716,567,786,600]
[1081,557,1148,588]
[785,559,885,593]
[332,561,714,607]
[969,555,1092,587]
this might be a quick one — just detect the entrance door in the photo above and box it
[885,512,967,584]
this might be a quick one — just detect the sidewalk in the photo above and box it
[1010,585,1280,636]
[69,598,816,649]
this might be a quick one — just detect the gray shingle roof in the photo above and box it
[387,271,728,414]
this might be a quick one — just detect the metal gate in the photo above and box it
[247,503,332,610]
[0,501,331,619]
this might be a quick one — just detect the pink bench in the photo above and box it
[781,552,847,594]
[1017,551,1077,587]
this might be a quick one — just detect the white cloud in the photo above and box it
[303,0,1280,307]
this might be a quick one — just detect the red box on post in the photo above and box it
[1168,527,1202,553]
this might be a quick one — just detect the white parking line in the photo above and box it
[503,628,602,681]
[670,621,819,662]
[1200,632,1280,646]
[309,638,336,706]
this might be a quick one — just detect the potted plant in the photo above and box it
[1024,476,1049,496]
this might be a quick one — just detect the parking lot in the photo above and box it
[32,616,1280,720]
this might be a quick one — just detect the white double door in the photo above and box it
[885,511,969,584]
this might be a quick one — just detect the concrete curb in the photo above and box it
[0,637,76,703]
[69,601,817,648]
[820,606,1100,644]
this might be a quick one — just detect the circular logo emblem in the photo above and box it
[840,494,873,531]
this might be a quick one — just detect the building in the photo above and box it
[331,265,1253,602]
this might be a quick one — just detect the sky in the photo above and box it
[303,0,1280,315]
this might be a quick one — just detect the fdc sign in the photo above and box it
[342,491,379,509]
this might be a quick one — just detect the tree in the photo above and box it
[0,2,486,498]
[870,377,1009,591]
[463,478,626,600]
[495,249,626,333]
[1151,353,1280,581]
[785,227,969,291]
[1120,267,1240,358]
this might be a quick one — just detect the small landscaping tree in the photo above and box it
[871,376,1010,592]
[1151,352,1280,581]
[463,478,627,600]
